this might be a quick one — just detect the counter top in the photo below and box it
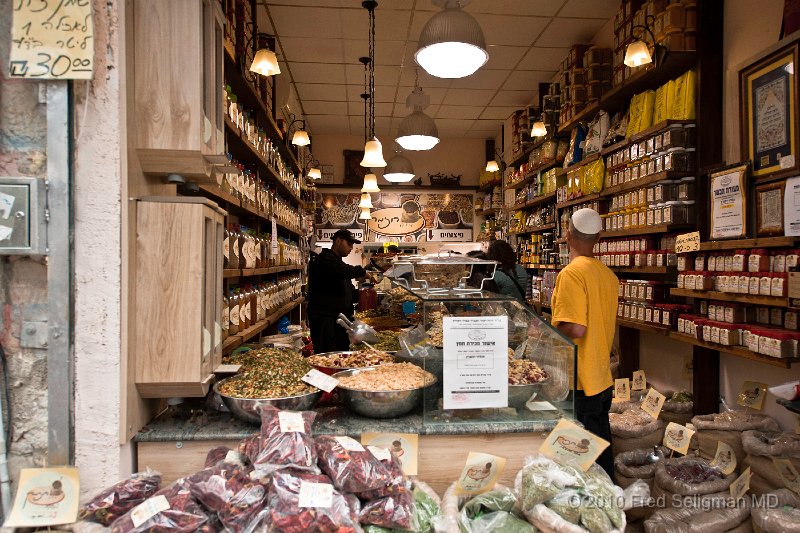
[135,405,566,442]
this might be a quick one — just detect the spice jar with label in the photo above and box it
[749,249,770,272]
[228,290,240,335]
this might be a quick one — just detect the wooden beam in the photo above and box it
[692,345,720,415]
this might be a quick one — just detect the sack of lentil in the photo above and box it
[609,399,639,414]
[643,493,751,533]
[741,430,800,494]
[610,407,665,456]
[691,412,779,465]
[615,447,669,490]
[651,457,735,509]
[751,488,800,533]
[660,391,694,427]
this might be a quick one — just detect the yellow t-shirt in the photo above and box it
[551,256,619,396]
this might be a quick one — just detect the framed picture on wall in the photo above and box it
[739,40,800,182]
[343,150,367,185]
[755,180,786,236]
[708,163,749,240]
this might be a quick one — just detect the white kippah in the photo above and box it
[571,208,602,235]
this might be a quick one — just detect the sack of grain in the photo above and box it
[691,412,779,465]
[651,457,736,509]
[643,493,751,533]
[751,488,800,533]
[742,430,800,494]
[660,391,694,427]
[610,407,665,456]
[615,447,670,490]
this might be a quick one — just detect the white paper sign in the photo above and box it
[316,228,365,242]
[301,368,338,392]
[443,316,508,409]
[278,411,305,433]
[131,495,170,528]
[784,176,800,236]
[426,228,473,242]
[367,445,392,462]
[298,482,333,508]
[711,169,746,239]
[335,436,365,452]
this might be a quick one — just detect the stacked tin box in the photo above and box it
[559,45,612,125]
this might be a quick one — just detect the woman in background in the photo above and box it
[486,240,529,301]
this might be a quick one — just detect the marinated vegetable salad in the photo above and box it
[220,348,316,398]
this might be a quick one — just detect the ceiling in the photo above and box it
[257,0,617,140]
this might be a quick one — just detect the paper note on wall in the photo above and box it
[10,0,94,80]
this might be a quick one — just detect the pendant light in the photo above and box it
[396,76,439,151]
[624,40,652,67]
[415,0,488,79]
[531,121,548,137]
[286,115,310,147]
[307,167,321,180]
[360,1,386,168]
[624,16,665,68]
[361,173,380,192]
[485,160,499,172]
[359,192,374,209]
[248,34,281,77]
[384,144,415,183]
[359,208,373,220]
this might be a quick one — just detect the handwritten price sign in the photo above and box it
[675,231,701,254]
[10,0,94,80]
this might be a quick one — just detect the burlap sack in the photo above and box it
[643,492,751,533]
[751,488,800,533]
[614,447,670,490]
[610,408,665,457]
[660,399,694,426]
[652,457,736,509]
[691,413,779,465]
[741,430,800,493]
[609,400,638,414]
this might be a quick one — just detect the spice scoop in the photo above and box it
[646,446,665,464]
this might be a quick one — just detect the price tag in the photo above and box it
[729,467,751,500]
[773,458,800,494]
[539,418,609,471]
[675,231,701,253]
[367,445,392,462]
[455,452,507,496]
[613,378,630,401]
[278,411,305,433]
[663,422,695,455]
[737,381,768,410]
[335,436,365,452]
[632,370,647,391]
[224,450,244,465]
[641,388,666,420]
[710,441,737,475]
[301,369,338,392]
[298,482,333,508]
[131,495,170,528]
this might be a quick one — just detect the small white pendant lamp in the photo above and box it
[358,192,374,209]
[361,173,381,193]
[485,160,500,172]
[250,48,281,76]
[359,207,372,220]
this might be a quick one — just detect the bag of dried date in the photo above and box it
[204,445,246,468]
[357,446,411,500]
[253,407,318,476]
[79,469,162,526]
[109,482,214,533]
[315,435,391,493]
[267,468,361,533]
[360,489,416,530]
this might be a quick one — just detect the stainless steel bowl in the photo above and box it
[214,378,322,424]
[508,378,550,409]
[333,368,436,418]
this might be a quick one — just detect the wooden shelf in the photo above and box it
[523,264,561,271]
[511,191,557,211]
[670,288,790,308]
[555,193,602,210]
[505,161,561,191]
[560,153,601,175]
[222,335,243,353]
[510,223,556,235]
[610,266,674,274]
[224,265,302,278]
[223,298,304,353]
[696,236,799,251]
[602,223,691,238]
[617,318,671,336]
[198,183,241,208]
[507,137,546,168]
[477,181,502,193]
[223,269,241,278]
[670,332,800,369]
[601,170,693,197]
[558,101,601,136]
[313,183,478,191]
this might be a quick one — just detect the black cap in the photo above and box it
[331,228,361,244]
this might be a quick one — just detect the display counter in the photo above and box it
[135,406,554,494]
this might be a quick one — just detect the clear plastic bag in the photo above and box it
[252,407,318,476]
[360,489,416,530]
[621,479,651,511]
[458,487,534,533]
[184,462,267,533]
[315,435,391,493]
[80,469,162,526]
[109,483,213,533]
[358,448,411,500]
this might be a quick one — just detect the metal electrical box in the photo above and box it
[0,177,47,255]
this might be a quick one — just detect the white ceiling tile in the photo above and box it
[534,17,607,48]
[436,105,486,120]
[346,84,397,103]
[289,62,346,83]
[465,0,566,17]
[479,106,520,120]
[450,69,510,91]
[484,45,529,70]
[302,101,349,115]
[502,70,552,91]
[307,114,351,134]
[517,46,569,72]
[349,115,367,133]
[340,8,414,42]
[558,0,619,19]
[279,37,346,64]
[489,90,535,107]
[349,100,396,116]
[295,83,348,101]
[443,89,496,106]
[374,102,395,117]
[479,14,550,47]
[435,118,476,132]
[343,40,408,66]
[398,67,452,88]
[462,129,497,138]
[344,64,401,86]
[268,6,344,38]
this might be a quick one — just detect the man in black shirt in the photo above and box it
[308,229,372,353]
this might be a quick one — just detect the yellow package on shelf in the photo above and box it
[672,70,697,120]
[639,90,656,132]
[653,80,676,124]
[626,90,656,137]
[583,158,605,194]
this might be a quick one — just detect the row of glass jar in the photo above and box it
[606,149,696,189]
[678,249,800,274]
[222,275,302,338]
[517,234,558,267]
[603,200,695,231]
[598,249,677,268]
[223,163,299,231]
[608,177,695,212]
[224,226,302,270]
[608,123,697,169]
[619,279,671,303]
[225,85,301,198]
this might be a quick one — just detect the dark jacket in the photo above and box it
[308,248,367,318]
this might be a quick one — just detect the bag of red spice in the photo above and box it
[109,482,214,533]
[252,407,318,476]
[79,469,162,526]
[315,435,391,493]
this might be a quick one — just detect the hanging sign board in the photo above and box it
[316,228,365,242]
[10,0,94,79]
[539,419,610,471]
[675,231,701,253]
[427,228,473,242]
[454,452,507,496]
[4,467,80,527]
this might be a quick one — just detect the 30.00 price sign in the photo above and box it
[10,0,94,80]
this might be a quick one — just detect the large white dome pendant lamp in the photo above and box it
[396,84,439,151]
[383,145,415,183]
[415,0,488,79]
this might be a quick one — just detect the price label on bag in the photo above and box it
[298,482,333,508]
[278,411,306,433]
[301,369,338,392]
[539,419,609,472]
[335,436,365,452]
[710,441,737,475]
[730,467,751,500]
[675,231,700,253]
[632,370,647,391]
[613,378,630,402]
[663,422,695,455]
[131,495,170,528]
[455,452,507,496]
[641,388,666,420]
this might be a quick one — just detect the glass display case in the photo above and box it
[394,281,576,433]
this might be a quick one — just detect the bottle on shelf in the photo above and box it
[228,289,240,335]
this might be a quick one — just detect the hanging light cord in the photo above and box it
[368,2,377,139]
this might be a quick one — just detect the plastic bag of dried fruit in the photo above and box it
[79,469,162,526]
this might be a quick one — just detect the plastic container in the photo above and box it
[749,249,770,272]
[677,176,695,200]
[662,126,687,150]
[759,331,796,358]
[772,272,788,297]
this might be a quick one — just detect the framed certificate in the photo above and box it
[709,163,749,240]
[740,40,800,182]
[756,180,786,236]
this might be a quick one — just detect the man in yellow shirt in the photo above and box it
[551,208,619,479]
